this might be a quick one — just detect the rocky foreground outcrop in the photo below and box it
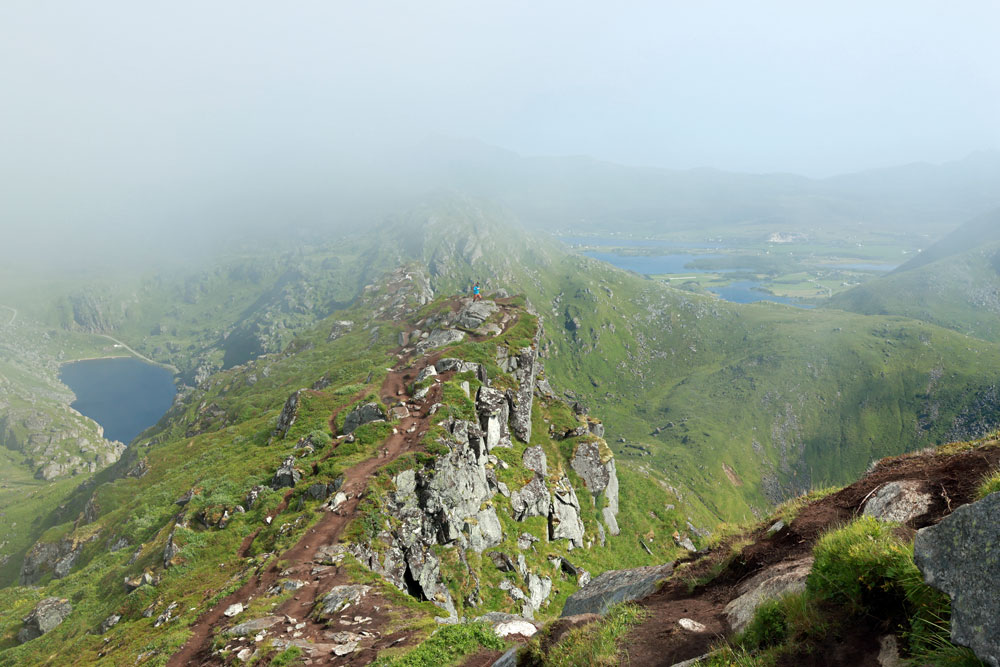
[915,491,1000,667]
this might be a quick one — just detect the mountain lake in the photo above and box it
[60,357,177,445]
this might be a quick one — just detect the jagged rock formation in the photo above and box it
[915,492,1000,667]
[351,320,621,620]
[273,390,303,438]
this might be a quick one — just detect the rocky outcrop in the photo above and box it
[18,597,72,643]
[457,300,498,330]
[500,328,541,443]
[414,329,465,355]
[271,456,302,489]
[915,492,1000,667]
[522,446,547,477]
[511,475,550,521]
[561,563,674,617]
[342,402,386,435]
[549,477,586,549]
[570,438,620,535]
[723,557,813,632]
[20,529,99,585]
[862,480,934,524]
[477,387,512,450]
[273,389,303,438]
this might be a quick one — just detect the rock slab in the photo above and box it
[863,480,934,524]
[914,492,1000,667]
[561,563,674,617]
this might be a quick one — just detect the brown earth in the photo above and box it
[169,298,521,666]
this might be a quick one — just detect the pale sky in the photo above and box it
[1,1,999,259]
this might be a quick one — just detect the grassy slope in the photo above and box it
[829,208,1000,342]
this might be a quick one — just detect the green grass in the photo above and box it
[519,602,646,666]
[975,468,1000,500]
[371,623,506,667]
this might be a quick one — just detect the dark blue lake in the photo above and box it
[60,357,176,444]
[707,281,815,309]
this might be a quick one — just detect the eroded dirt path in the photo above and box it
[169,357,442,666]
[618,442,1000,666]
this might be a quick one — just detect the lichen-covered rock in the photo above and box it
[18,597,72,643]
[225,615,284,636]
[724,557,813,632]
[511,475,551,521]
[477,386,511,450]
[314,585,371,617]
[863,480,934,525]
[273,389,303,438]
[549,477,585,549]
[522,446,547,477]
[915,492,1000,667]
[342,402,387,435]
[561,563,674,617]
[507,327,541,442]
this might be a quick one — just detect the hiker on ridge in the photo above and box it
[472,282,482,302]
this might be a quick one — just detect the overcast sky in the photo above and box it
[2,1,999,261]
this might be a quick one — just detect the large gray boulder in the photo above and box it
[724,557,813,632]
[570,439,622,534]
[18,597,72,643]
[561,563,674,617]
[863,480,934,524]
[549,478,586,549]
[511,475,551,521]
[342,402,386,435]
[914,492,1000,667]
[457,300,498,330]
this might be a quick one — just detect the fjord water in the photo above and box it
[60,357,176,444]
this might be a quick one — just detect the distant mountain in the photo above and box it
[829,208,1000,341]
[383,138,1000,239]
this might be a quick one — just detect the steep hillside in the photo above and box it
[830,209,1000,341]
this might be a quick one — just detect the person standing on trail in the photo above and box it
[472,282,482,301]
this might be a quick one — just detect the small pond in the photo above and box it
[60,357,176,444]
